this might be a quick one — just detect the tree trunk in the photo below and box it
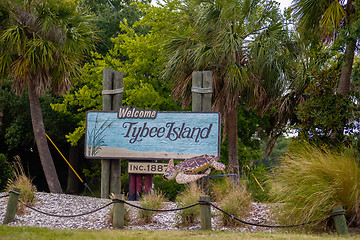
[66,145,80,193]
[28,81,62,193]
[227,108,239,177]
[338,38,356,96]
[0,105,3,130]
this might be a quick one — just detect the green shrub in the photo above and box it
[0,154,12,191]
[296,69,355,147]
[212,178,252,226]
[211,176,234,201]
[6,156,36,214]
[153,174,185,201]
[176,183,204,226]
[270,142,360,229]
[139,189,167,223]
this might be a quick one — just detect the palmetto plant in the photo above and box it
[163,0,289,173]
[0,0,96,192]
[268,0,360,151]
[292,0,358,97]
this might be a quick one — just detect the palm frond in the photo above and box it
[0,0,96,96]
[163,0,289,146]
[320,0,346,41]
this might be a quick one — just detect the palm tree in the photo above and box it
[0,0,95,193]
[292,0,358,96]
[262,29,338,153]
[163,0,287,175]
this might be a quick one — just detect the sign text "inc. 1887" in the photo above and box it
[127,162,168,174]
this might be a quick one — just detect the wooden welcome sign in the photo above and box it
[85,107,220,160]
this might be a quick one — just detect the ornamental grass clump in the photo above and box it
[270,142,360,229]
[138,189,167,223]
[0,154,12,191]
[6,156,36,214]
[176,183,204,226]
[212,178,252,226]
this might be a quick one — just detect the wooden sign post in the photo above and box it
[192,71,212,112]
[192,71,213,192]
[101,68,123,198]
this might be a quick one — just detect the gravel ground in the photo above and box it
[0,192,276,232]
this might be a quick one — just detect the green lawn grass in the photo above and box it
[1,226,360,240]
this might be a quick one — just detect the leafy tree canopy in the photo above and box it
[52,1,184,145]
[295,69,358,147]
[80,0,151,54]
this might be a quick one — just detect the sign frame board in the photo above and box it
[85,110,220,160]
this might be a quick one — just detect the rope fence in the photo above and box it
[0,192,349,235]
[115,199,201,212]
[17,200,113,218]
[207,201,314,228]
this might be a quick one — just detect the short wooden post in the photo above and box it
[331,205,348,235]
[199,195,211,230]
[144,174,152,194]
[3,188,20,224]
[136,174,143,200]
[113,194,125,229]
[128,174,136,200]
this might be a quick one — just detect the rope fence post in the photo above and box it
[113,194,125,229]
[199,195,211,230]
[331,205,348,235]
[3,188,20,224]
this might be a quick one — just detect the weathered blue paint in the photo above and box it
[85,111,220,160]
